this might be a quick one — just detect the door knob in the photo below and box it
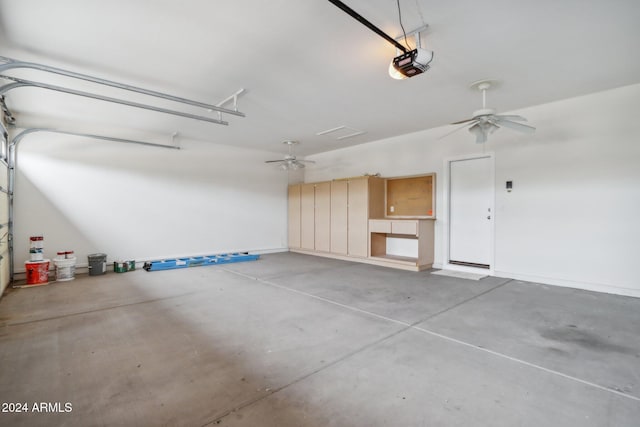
[487,215,491,220]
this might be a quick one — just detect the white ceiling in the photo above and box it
[1,0,639,156]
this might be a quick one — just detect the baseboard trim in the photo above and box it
[290,249,429,271]
[493,270,640,299]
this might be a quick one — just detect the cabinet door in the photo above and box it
[314,182,331,252]
[300,183,315,250]
[347,178,369,257]
[287,185,301,248]
[330,180,348,254]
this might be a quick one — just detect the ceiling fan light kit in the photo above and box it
[445,79,536,144]
[265,140,316,171]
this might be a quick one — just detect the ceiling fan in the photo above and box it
[443,80,536,143]
[265,140,315,170]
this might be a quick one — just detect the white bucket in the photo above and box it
[54,256,76,282]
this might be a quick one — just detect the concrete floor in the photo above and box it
[0,252,638,426]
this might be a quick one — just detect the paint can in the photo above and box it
[29,236,44,249]
[88,253,107,276]
[29,248,44,261]
[29,236,45,261]
[25,259,50,286]
[54,256,76,281]
[113,261,128,273]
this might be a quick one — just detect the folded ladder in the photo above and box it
[143,252,259,271]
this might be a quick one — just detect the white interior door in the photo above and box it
[449,156,493,267]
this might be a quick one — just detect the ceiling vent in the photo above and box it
[316,125,365,140]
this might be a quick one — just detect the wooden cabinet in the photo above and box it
[330,177,384,257]
[289,177,384,257]
[346,176,385,258]
[330,180,348,254]
[347,177,369,258]
[288,174,433,272]
[314,181,331,252]
[287,184,301,248]
[300,183,315,250]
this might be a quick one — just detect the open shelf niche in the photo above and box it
[385,174,435,218]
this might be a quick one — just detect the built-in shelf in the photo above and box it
[369,219,435,271]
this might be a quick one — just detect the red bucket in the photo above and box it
[25,260,50,285]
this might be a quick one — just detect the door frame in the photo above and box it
[442,153,495,275]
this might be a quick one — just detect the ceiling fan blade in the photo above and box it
[494,114,527,122]
[437,121,476,140]
[269,140,310,170]
[450,117,476,125]
[494,118,536,134]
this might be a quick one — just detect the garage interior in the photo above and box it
[0,1,639,426]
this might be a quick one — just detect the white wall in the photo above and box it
[305,84,640,298]
[14,135,289,272]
